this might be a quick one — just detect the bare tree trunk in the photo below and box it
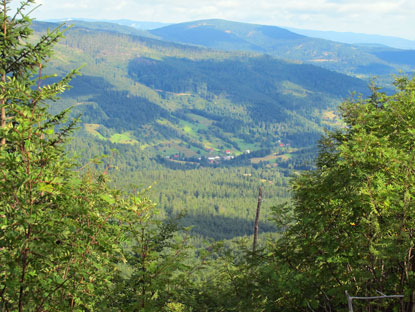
[407,290,415,312]
[252,187,262,253]
[1,1,7,146]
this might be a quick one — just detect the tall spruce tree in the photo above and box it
[0,1,146,311]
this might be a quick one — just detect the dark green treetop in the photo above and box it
[0,1,150,311]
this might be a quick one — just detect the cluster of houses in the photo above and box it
[166,149,243,164]
[277,139,290,147]
[205,149,251,163]
[207,154,234,162]
[165,142,289,164]
[203,149,235,163]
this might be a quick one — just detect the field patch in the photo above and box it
[321,110,344,127]
[322,110,337,120]
[251,153,291,164]
[110,132,138,145]
[280,81,310,98]
[84,124,105,140]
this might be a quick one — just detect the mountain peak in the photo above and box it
[150,19,304,52]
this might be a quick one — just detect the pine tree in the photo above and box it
[0,1,143,310]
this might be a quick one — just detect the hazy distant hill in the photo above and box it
[42,19,155,38]
[150,19,305,52]
[44,18,415,80]
[286,27,415,50]
[150,19,415,77]
[45,18,169,30]
[108,19,170,30]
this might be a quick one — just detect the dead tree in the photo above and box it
[252,186,263,253]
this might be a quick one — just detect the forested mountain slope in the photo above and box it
[150,19,415,77]
[35,21,368,157]
[32,20,370,239]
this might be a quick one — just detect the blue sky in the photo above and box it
[14,0,415,40]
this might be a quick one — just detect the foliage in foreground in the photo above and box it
[0,1,193,311]
[0,1,121,309]
[274,76,415,311]
[217,76,415,312]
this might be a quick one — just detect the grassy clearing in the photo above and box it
[183,125,194,135]
[179,119,207,136]
[85,125,138,145]
[110,132,138,145]
[140,144,150,150]
[231,138,260,154]
[322,110,337,120]
[280,81,310,98]
[250,153,291,164]
[155,142,198,157]
[321,110,344,127]
[84,124,105,140]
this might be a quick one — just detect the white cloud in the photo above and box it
[17,0,414,39]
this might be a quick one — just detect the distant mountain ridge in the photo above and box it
[150,19,305,52]
[41,19,155,38]
[286,27,415,50]
[148,19,415,78]
[44,18,415,79]
[39,18,415,89]
[45,18,415,50]
[45,18,169,30]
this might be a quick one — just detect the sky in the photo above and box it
[12,0,415,40]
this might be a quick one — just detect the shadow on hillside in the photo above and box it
[180,214,277,241]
